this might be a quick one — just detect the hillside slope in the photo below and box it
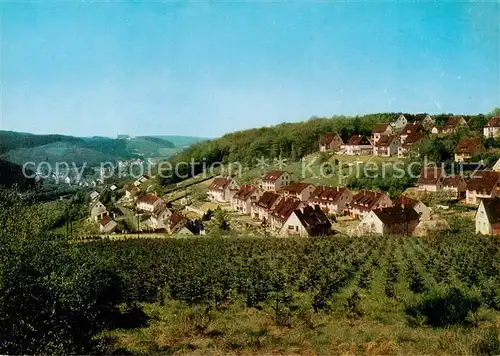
[0,131,203,166]
[0,159,35,189]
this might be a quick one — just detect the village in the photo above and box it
[84,113,500,239]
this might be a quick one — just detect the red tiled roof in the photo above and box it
[402,132,425,147]
[209,177,233,191]
[345,135,371,146]
[153,201,170,217]
[233,185,258,201]
[138,194,159,205]
[294,205,332,236]
[443,116,466,130]
[373,206,420,225]
[375,134,399,147]
[351,190,390,211]
[255,191,281,210]
[373,123,392,134]
[442,175,465,188]
[100,214,112,227]
[466,171,500,192]
[417,167,444,185]
[393,195,420,208]
[485,116,500,128]
[455,137,485,155]
[270,198,302,222]
[169,212,186,230]
[319,132,341,146]
[279,182,313,195]
[309,186,348,204]
[402,122,424,135]
[262,170,288,182]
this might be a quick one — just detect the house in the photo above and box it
[398,132,425,157]
[133,175,149,187]
[475,197,500,235]
[231,185,263,214]
[357,205,420,236]
[125,184,140,199]
[373,134,400,157]
[340,135,373,155]
[319,132,343,152]
[417,114,435,130]
[493,158,500,172]
[279,205,333,237]
[483,117,500,138]
[169,212,188,234]
[251,191,281,221]
[417,167,444,192]
[400,122,424,144]
[90,200,108,222]
[347,190,393,219]
[430,125,441,134]
[391,114,408,131]
[393,195,431,221]
[260,170,291,192]
[89,190,100,201]
[454,137,485,162]
[150,202,172,230]
[466,171,500,205]
[442,116,468,134]
[175,225,196,236]
[268,198,303,231]
[137,193,163,213]
[110,184,118,191]
[372,123,394,144]
[99,215,118,234]
[442,175,467,199]
[307,186,353,215]
[207,176,240,202]
[278,182,316,202]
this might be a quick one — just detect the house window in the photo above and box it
[288,225,295,230]
[296,226,299,231]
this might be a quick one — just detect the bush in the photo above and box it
[406,287,481,327]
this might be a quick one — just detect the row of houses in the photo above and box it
[319,114,495,161]
[207,172,433,237]
[416,167,500,205]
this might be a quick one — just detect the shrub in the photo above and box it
[406,287,481,327]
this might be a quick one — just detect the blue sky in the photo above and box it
[1,1,498,138]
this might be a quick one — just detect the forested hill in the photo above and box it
[0,131,185,166]
[159,112,492,185]
[0,159,35,190]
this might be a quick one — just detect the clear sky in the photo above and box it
[0,1,498,138]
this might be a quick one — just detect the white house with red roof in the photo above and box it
[251,191,282,221]
[373,134,400,157]
[346,190,393,219]
[278,182,316,202]
[207,176,239,202]
[260,170,291,192]
[231,185,263,214]
[100,215,118,234]
[280,205,333,237]
[484,116,500,138]
[319,132,343,152]
[371,123,394,144]
[268,198,303,231]
[307,186,353,215]
[340,135,373,155]
[137,193,163,213]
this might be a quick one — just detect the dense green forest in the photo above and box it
[0,159,35,190]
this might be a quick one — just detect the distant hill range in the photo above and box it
[0,130,207,167]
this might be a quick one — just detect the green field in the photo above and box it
[85,233,500,355]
